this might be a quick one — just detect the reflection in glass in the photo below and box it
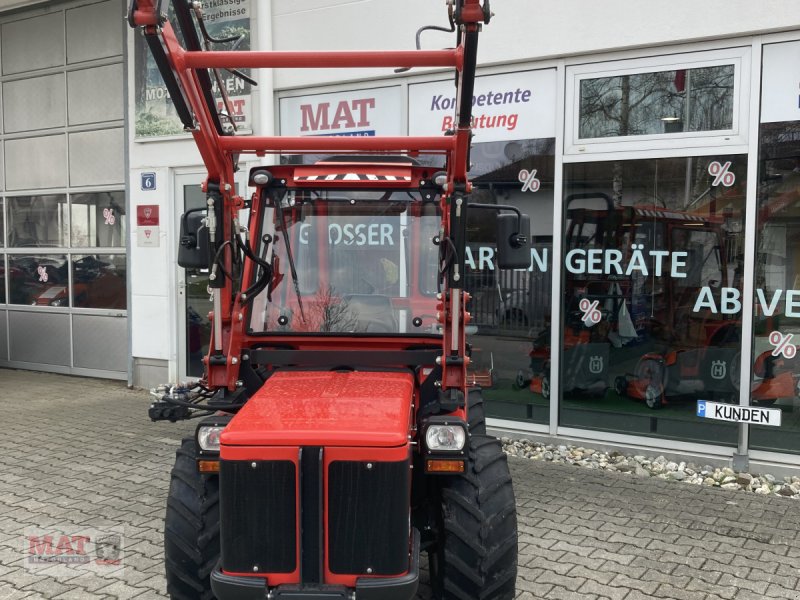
[7,196,69,248]
[72,254,127,309]
[251,191,439,335]
[8,254,68,306]
[562,155,747,445]
[750,120,800,454]
[0,199,5,247]
[579,65,735,139]
[183,183,211,377]
[0,255,5,304]
[461,139,556,425]
[71,192,127,248]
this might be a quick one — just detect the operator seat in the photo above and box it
[343,294,398,333]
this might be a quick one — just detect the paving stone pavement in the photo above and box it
[0,369,799,599]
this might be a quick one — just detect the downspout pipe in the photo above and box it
[255,0,275,139]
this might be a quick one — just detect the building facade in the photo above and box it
[1,0,800,471]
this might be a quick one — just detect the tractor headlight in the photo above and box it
[197,425,224,452]
[423,419,467,452]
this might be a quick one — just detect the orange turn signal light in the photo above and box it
[198,460,220,473]
[426,459,465,474]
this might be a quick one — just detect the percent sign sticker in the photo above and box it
[579,298,602,326]
[708,161,735,187]
[518,169,540,193]
[769,331,797,359]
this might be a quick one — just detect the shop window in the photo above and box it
[7,254,68,306]
[579,65,734,139]
[6,195,69,248]
[0,198,4,247]
[561,155,747,445]
[71,254,126,309]
[461,138,555,425]
[70,192,126,248]
[751,120,800,454]
[566,48,749,154]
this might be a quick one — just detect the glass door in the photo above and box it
[175,175,212,379]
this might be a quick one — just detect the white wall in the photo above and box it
[271,0,800,89]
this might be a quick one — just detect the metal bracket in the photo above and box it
[732,452,749,473]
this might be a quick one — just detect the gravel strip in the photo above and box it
[501,437,800,499]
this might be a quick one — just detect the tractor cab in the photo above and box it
[245,162,443,337]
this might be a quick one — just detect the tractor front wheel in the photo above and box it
[430,435,518,600]
[164,438,220,600]
[467,388,487,434]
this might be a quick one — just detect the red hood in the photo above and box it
[220,370,414,448]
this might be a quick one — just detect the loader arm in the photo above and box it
[129,0,492,399]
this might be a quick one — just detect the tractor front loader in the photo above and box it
[129,1,525,598]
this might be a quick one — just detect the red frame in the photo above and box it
[130,0,487,395]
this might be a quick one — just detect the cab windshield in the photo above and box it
[248,189,442,335]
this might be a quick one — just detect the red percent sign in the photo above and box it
[579,298,602,326]
[769,331,797,359]
[708,161,735,187]
[518,169,541,192]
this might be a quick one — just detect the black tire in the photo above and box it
[644,383,664,410]
[635,358,665,410]
[513,370,529,391]
[164,438,220,600]
[467,388,487,435]
[430,435,517,600]
[730,352,741,392]
[614,375,628,397]
[754,398,777,406]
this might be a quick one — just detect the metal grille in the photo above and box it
[220,460,297,574]
[327,460,410,575]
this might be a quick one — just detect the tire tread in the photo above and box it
[434,434,518,600]
[164,438,220,600]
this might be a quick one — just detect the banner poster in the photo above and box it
[409,69,557,143]
[134,0,252,138]
[761,40,800,124]
[279,87,404,137]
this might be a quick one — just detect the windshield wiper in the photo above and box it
[272,194,306,323]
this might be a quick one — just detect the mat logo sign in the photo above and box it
[300,98,376,135]
[280,87,403,138]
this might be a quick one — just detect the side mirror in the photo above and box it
[496,213,531,270]
[178,209,210,269]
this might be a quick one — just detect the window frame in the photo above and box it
[565,47,751,156]
[0,189,127,314]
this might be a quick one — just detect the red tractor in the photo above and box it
[130,1,521,599]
